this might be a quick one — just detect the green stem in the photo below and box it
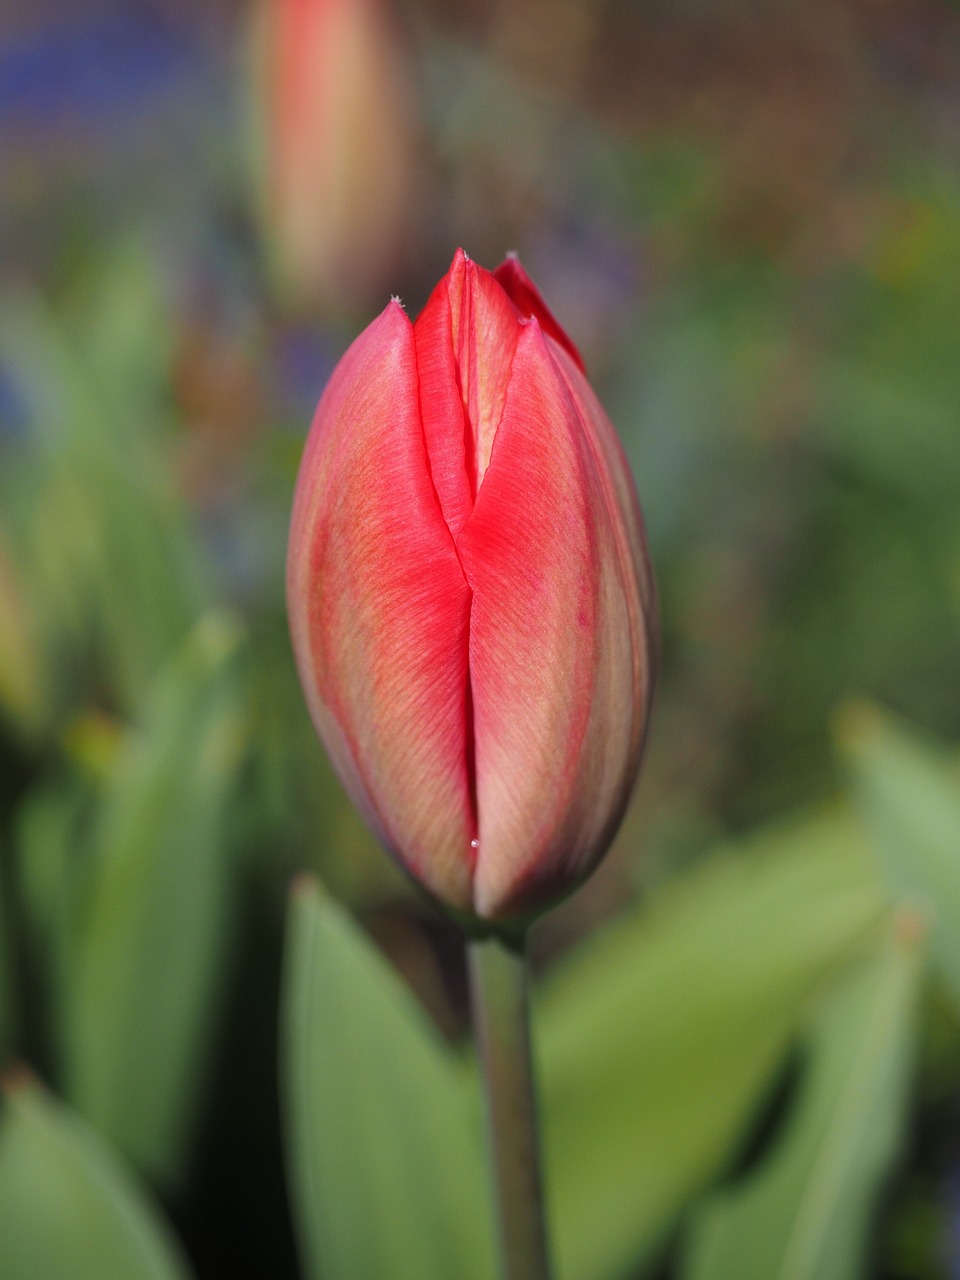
[468,932,552,1280]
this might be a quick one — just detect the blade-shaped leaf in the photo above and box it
[282,878,496,1280]
[61,613,245,1186]
[538,808,889,1280]
[0,278,201,717]
[840,703,960,1004]
[682,918,921,1280]
[0,1075,192,1280]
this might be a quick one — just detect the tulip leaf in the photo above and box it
[0,276,200,717]
[282,878,496,1280]
[682,920,921,1280]
[61,614,245,1186]
[840,702,960,1007]
[538,808,889,1280]
[0,1075,192,1280]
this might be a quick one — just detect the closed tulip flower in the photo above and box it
[248,0,415,309]
[288,250,657,927]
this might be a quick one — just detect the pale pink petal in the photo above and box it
[287,301,475,909]
[548,339,660,710]
[457,320,650,919]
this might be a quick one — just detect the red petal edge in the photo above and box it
[493,254,586,373]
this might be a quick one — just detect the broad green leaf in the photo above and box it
[840,703,960,1005]
[0,1076,192,1280]
[61,614,245,1186]
[682,919,921,1280]
[539,808,889,1280]
[282,878,496,1280]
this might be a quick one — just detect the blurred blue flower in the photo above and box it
[274,329,340,426]
[0,5,200,130]
[0,363,29,440]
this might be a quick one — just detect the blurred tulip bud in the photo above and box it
[288,250,658,928]
[248,0,416,311]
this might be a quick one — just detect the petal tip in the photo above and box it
[493,254,586,372]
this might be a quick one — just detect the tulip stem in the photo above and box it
[468,932,552,1280]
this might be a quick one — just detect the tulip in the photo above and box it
[247,0,415,310]
[287,250,657,926]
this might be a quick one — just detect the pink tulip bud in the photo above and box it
[287,250,658,928]
[248,0,415,310]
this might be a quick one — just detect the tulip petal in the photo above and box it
[416,250,519,537]
[494,255,586,372]
[288,302,475,909]
[413,261,471,537]
[548,340,660,696]
[458,321,649,920]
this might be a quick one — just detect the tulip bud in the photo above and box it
[287,250,658,927]
[247,0,415,310]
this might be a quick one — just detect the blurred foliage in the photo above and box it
[684,926,922,1280]
[282,879,496,1280]
[540,809,889,1280]
[0,1076,192,1280]
[842,706,960,1009]
[58,614,245,1187]
[1,1,960,1278]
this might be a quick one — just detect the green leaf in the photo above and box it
[538,808,889,1280]
[0,277,201,717]
[61,614,245,1186]
[0,1075,192,1280]
[282,878,496,1280]
[682,918,922,1280]
[840,702,960,1005]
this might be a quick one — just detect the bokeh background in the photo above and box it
[1,1,960,1277]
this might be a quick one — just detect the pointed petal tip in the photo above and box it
[447,246,469,279]
[383,294,412,326]
[493,254,586,372]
